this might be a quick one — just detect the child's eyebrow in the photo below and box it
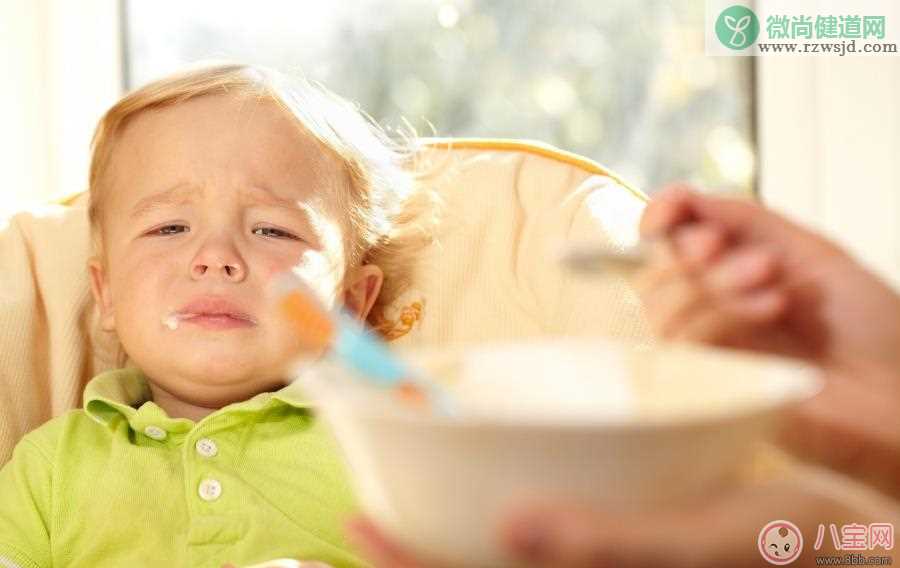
[244,185,308,211]
[129,184,321,219]
[129,183,198,219]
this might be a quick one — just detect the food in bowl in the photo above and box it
[302,338,822,567]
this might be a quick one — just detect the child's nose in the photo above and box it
[191,257,245,282]
[190,232,248,283]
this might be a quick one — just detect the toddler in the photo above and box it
[0,63,433,568]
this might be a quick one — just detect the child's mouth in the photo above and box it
[179,313,256,330]
[165,296,259,331]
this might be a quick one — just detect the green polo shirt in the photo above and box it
[0,368,369,568]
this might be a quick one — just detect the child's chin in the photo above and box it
[177,353,265,382]
[183,370,283,401]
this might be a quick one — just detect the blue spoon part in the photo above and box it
[330,311,458,416]
[331,312,408,385]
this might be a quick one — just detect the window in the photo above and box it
[124,0,754,194]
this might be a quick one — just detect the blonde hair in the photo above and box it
[88,63,437,333]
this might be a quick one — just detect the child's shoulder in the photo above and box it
[17,408,111,462]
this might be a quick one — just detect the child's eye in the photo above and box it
[253,227,300,240]
[149,224,189,236]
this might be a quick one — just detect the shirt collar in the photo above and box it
[84,367,312,435]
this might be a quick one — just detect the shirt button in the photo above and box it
[144,426,167,440]
[198,479,222,502]
[195,438,218,458]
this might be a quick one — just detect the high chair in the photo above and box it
[0,138,650,464]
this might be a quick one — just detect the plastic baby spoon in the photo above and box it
[271,272,455,415]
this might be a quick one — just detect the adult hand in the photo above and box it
[636,185,900,495]
[497,474,898,568]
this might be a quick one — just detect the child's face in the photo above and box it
[89,94,382,408]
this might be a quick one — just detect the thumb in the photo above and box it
[499,503,716,568]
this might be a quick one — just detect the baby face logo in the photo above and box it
[759,520,803,565]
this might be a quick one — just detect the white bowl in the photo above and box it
[304,338,821,567]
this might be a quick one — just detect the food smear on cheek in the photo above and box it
[162,312,180,331]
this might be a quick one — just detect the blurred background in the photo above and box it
[125,0,756,197]
[0,0,897,285]
[0,0,755,215]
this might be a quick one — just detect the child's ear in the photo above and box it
[88,256,116,331]
[343,264,384,322]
